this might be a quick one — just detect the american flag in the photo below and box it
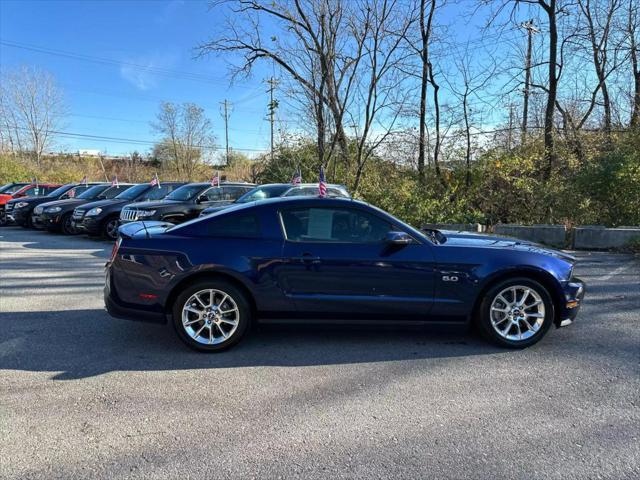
[150,172,160,188]
[80,175,88,186]
[318,166,327,197]
[111,175,119,187]
[291,167,302,185]
[210,171,220,187]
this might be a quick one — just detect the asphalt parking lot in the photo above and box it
[0,226,638,480]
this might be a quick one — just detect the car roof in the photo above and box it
[183,181,256,188]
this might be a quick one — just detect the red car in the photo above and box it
[0,182,61,226]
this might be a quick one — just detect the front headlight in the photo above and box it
[34,205,44,214]
[137,210,156,217]
[86,207,103,216]
[46,206,62,213]
[15,202,29,209]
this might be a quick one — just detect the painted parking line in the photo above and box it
[595,263,633,282]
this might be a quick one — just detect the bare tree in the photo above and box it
[0,66,66,165]
[576,0,624,138]
[151,102,215,180]
[416,0,437,184]
[626,0,640,128]
[446,48,496,187]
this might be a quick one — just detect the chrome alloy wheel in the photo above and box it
[181,289,240,345]
[490,285,545,341]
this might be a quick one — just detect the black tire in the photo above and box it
[22,214,33,229]
[60,213,76,235]
[102,216,120,240]
[0,213,7,227]
[477,277,554,349]
[172,279,251,352]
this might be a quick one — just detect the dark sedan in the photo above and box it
[35,183,134,234]
[105,197,585,352]
[74,182,185,239]
[119,182,255,224]
[6,183,101,228]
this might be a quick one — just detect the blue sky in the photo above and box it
[0,0,523,157]
[0,0,274,157]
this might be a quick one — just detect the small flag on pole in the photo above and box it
[111,175,119,187]
[150,172,160,188]
[291,167,302,185]
[80,175,88,186]
[211,171,220,187]
[318,166,327,197]
[31,177,38,187]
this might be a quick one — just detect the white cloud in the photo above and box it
[119,52,177,91]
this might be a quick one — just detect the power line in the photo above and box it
[0,39,261,90]
[10,127,269,153]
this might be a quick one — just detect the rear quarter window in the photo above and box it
[205,214,260,238]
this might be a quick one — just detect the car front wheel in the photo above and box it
[60,213,76,235]
[172,280,251,352]
[478,278,554,348]
[102,217,120,240]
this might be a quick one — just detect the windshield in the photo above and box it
[46,184,74,198]
[77,185,109,200]
[115,184,149,200]
[100,185,132,199]
[165,184,207,201]
[0,183,26,194]
[236,185,290,203]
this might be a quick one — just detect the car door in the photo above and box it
[279,206,436,321]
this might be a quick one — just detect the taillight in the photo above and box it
[110,237,122,262]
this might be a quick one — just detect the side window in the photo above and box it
[221,186,249,201]
[281,208,392,243]
[206,214,260,238]
[204,188,224,202]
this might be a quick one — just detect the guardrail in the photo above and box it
[422,223,640,250]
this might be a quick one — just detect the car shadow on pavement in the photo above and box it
[0,308,503,380]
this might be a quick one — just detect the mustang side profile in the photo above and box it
[105,197,585,352]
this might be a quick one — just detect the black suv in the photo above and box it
[119,182,255,225]
[35,183,134,234]
[74,182,185,239]
[6,183,103,228]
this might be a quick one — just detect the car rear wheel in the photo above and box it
[477,278,554,348]
[172,280,251,352]
[102,216,119,240]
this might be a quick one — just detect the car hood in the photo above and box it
[39,198,87,208]
[439,231,576,263]
[123,200,181,210]
[79,199,127,210]
[7,196,49,206]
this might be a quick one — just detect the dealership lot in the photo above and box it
[0,227,638,479]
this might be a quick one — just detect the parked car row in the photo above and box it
[0,180,350,240]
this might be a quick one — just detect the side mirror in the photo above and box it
[196,195,208,204]
[385,231,413,245]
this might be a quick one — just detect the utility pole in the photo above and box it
[508,103,515,151]
[521,20,539,144]
[219,100,232,165]
[266,77,279,161]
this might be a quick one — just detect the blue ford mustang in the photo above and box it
[105,197,585,352]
